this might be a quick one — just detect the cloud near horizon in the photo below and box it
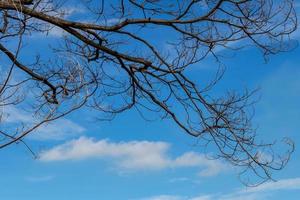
[139,177,300,200]
[39,136,226,176]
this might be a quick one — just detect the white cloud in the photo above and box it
[39,137,225,176]
[168,177,190,183]
[42,6,86,37]
[138,177,300,200]
[62,6,86,18]
[3,106,85,140]
[29,118,85,140]
[173,152,223,177]
[27,4,86,38]
[242,178,300,193]
[221,178,300,200]
[102,18,124,25]
[4,106,32,123]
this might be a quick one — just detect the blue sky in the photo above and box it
[1,1,300,200]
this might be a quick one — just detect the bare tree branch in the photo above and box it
[0,0,297,185]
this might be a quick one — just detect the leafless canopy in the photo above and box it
[0,0,297,185]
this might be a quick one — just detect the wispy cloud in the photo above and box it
[29,5,86,38]
[29,118,85,140]
[168,177,190,183]
[62,6,86,18]
[39,137,226,176]
[41,17,119,39]
[45,6,87,38]
[3,106,85,140]
[101,18,124,25]
[138,177,300,200]
[241,178,300,193]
